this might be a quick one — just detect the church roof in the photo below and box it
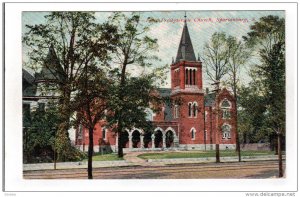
[158,88,171,97]
[205,93,216,107]
[175,17,196,62]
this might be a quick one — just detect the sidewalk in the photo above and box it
[23,152,284,171]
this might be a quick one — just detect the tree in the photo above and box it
[23,12,115,161]
[202,32,230,162]
[203,32,230,84]
[72,68,113,179]
[105,13,163,157]
[238,74,269,145]
[243,15,285,177]
[226,36,251,162]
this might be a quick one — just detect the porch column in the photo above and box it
[163,133,166,148]
[140,135,144,148]
[151,134,155,149]
[129,133,133,149]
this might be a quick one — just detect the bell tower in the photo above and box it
[170,14,203,94]
[170,13,205,148]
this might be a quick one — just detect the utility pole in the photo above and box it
[277,131,283,177]
[53,125,57,170]
[203,98,206,151]
[212,81,220,163]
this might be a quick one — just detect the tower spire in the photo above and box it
[175,12,196,62]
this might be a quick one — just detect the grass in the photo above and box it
[84,153,124,161]
[138,150,279,160]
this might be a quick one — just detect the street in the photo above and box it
[23,160,284,179]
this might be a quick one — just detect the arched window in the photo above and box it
[189,69,192,85]
[188,103,192,117]
[221,99,231,108]
[185,69,189,84]
[193,69,196,85]
[222,124,231,139]
[193,102,197,117]
[221,99,231,119]
[174,105,179,119]
[191,128,196,140]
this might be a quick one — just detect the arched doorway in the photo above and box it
[132,130,141,148]
[165,130,174,148]
[120,131,129,148]
[154,130,163,148]
[143,131,152,148]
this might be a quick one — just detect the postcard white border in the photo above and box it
[3,2,298,194]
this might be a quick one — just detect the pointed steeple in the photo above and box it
[35,44,65,82]
[175,12,196,63]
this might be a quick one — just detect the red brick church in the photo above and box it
[74,18,237,152]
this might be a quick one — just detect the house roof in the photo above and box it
[22,68,37,97]
[35,45,65,82]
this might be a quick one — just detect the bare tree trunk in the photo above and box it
[118,132,123,158]
[216,144,220,163]
[278,132,283,177]
[54,150,56,170]
[88,127,94,179]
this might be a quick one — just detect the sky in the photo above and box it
[22,11,285,89]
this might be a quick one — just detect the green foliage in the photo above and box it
[238,83,269,143]
[104,13,165,157]
[23,104,58,163]
[243,15,285,136]
[23,12,119,162]
[240,15,285,146]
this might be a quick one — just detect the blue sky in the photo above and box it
[23,11,285,89]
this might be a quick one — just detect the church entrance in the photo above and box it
[132,130,141,148]
[165,130,174,148]
[154,130,163,148]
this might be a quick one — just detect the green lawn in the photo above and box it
[84,153,124,161]
[138,150,278,160]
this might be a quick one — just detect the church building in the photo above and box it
[75,17,237,152]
